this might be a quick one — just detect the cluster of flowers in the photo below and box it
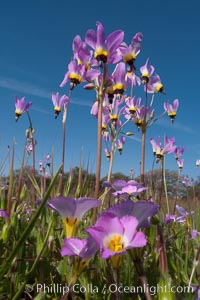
[47,179,159,272]
[150,135,185,170]
[165,205,200,240]
[39,154,51,178]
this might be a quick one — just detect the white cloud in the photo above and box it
[0,76,51,99]
[158,118,195,134]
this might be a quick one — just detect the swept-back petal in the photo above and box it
[24,102,32,112]
[96,21,105,48]
[85,29,97,49]
[106,30,124,53]
[52,93,59,106]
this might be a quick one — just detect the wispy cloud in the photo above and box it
[0,76,92,107]
[158,118,195,134]
[0,76,51,99]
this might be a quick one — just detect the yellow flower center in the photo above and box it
[123,53,136,64]
[155,83,163,93]
[54,106,61,112]
[141,72,149,78]
[63,218,80,238]
[15,109,22,115]
[168,111,176,117]
[129,107,136,114]
[69,73,82,84]
[110,115,118,122]
[134,119,142,126]
[94,48,109,61]
[107,235,124,252]
[113,83,126,93]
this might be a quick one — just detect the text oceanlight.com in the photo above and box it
[34,283,194,295]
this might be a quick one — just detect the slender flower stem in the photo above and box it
[128,249,152,300]
[173,170,180,213]
[140,128,146,185]
[7,139,15,217]
[140,83,148,184]
[16,142,26,201]
[102,139,116,208]
[162,156,170,214]
[58,106,68,195]
[94,64,108,200]
[26,111,35,177]
[58,89,72,195]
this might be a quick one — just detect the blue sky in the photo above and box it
[0,0,200,179]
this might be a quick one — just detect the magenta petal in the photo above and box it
[24,102,32,112]
[90,101,98,117]
[120,215,138,242]
[60,72,69,88]
[108,50,123,64]
[75,198,100,219]
[61,238,86,256]
[73,35,82,53]
[52,93,59,106]
[173,99,179,110]
[95,214,124,236]
[87,226,107,246]
[113,62,126,83]
[128,231,147,248]
[106,30,124,53]
[0,209,9,219]
[59,95,69,107]
[84,69,100,81]
[48,197,76,219]
[101,248,119,259]
[96,21,105,48]
[85,29,97,49]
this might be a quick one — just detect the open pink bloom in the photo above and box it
[52,93,69,118]
[140,58,155,84]
[15,97,32,121]
[164,99,179,122]
[119,32,143,71]
[104,199,159,228]
[87,214,147,259]
[85,21,124,64]
[103,179,147,199]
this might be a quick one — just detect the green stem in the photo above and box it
[161,156,169,214]
[7,139,15,217]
